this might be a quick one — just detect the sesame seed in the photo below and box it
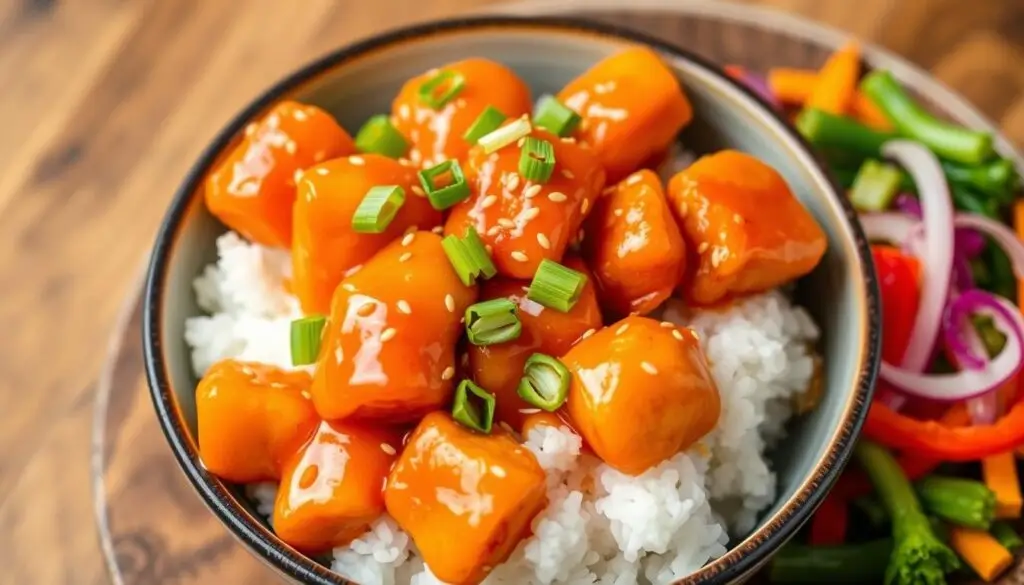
[511,251,529,262]
[397,300,412,314]
[399,252,413,263]
[490,466,507,477]
[506,173,520,191]
[499,421,514,434]
[399,157,413,167]
[486,225,501,237]
[431,225,444,234]
[581,328,596,340]
[401,233,415,247]
[517,137,526,147]
[294,109,308,121]
[341,283,356,292]
[560,137,576,144]
[672,330,684,341]
[640,361,658,375]
[245,123,257,137]
[580,198,590,214]
[733,213,744,224]
[697,242,709,254]
[380,328,397,342]
[498,218,516,229]
[285,140,297,154]
[293,169,304,183]
[616,323,629,335]
[316,167,329,176]
[626,174,642,186]
[561,169,575,179]
[523,184,542,199]
[537,234,550,249]
[445,294,455,312]
[380,443,397,455]
[660,321,674,328]
[357,302,376,317]
[522,208,540,221]
[485,244,493,254]
[314,150,326,162]
[480,195,498,209]
[301,390,312,400]
[442,366,455,380]
[548,192,567,202]
[691,330,701,341]
[411,185,425,196]
[613,209,623,217]
[344,264,363,277]
[518,408,541,415]
[350,155,365,166]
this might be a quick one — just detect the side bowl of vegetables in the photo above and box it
[142,15,880,585]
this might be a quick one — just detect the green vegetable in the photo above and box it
[850,159,902,211]
[517,353,571,411]
[971,314,1008,357]
[465,298,521,346]
[451,379,496,433]
[951,184,999,218]
[828,164,859,190]
[971,257,993,291]
[418,159,470,210]
[984,240,1016,301]
[519,137,556,183]
[418,70,465,109]
[532,95,582,137]
[353,115,409,158]
[441,227,496,286]
[916,475,996,530]
[796,108,896,159]
[526,259,588,312]
[861,70,994,165]
[479,118,531,154]
[990,521,1024,552]
[942,157,1019,204]
[769,539,892,583]
[464,106,507,144]
[856,441,960,585]
[290,315,327,366]
[351,185,406,233]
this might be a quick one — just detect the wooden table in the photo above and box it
[2,1,1022,583]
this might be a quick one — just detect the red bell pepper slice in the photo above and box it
[809,491,848,545]
[872,245,921,365]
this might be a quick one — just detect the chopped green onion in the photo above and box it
[479,118,532,154]
[517,353,570,411]
[354,114,408,158]
[290,315,326,365]
[441,227,496,286]
[519,137,556,184]
[465,298,521,346]
[532,95,582,137]
[451,379,496,434]
[991,522,1024,552]
[418,70,465,110]
[351,185,406,233]
[849,159,902,211]
[418,160,470,210]
[526,259,587,312]
[464,106,507,144]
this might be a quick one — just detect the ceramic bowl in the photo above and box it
[143,15,880,585]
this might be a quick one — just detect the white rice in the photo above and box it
[187,232,820,585]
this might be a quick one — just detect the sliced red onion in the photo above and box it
[894,193,922,216]
[859,212,917,244]
[952,253,975,292]
[967,393,999,425]
[882,141,955,373]
[894,194,984,257]
[943,290,998,370]
[881,293,1024,402]
[954,214,1024,278]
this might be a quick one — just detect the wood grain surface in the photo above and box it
[3,1,1024,584]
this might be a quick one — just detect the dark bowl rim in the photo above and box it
[142,13,881,585]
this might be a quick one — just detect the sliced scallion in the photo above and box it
[441,227,496,286]
[517,353,570,411]
[452,379,496,434]
[290,315,327,366]
[352,185,406,233]
[354,114,409,158]
[418,160,470,210]
[519,137,556,183]
[849,159,902,212]
[464,106,507,144]
[532,95,582,137]
[479,118,532,154]
[526,259,587,312]
[418,70,465,110]
[465,298,521,346]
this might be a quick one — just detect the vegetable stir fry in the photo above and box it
[194,48,831,584]
[728,41,1024,584]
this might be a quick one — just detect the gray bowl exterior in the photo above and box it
[144,16,879,585]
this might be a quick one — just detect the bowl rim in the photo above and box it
[143,14,880,585]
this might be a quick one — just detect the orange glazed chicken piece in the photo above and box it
[667,150,828,305]
[469,256,602,431]
[385,412,547,585]
[273,420,400,553]
[558,47,693,182]
[291,154,442,314]
[206,101,355,248]
[310,232,477,422]
[563,316,720,474]
[445,127,605,279]
[392,58,532,166]
[195,360,318,483]
[583,169,686,316]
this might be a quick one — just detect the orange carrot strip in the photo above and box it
[982,452,1023,518]
[949,527,1014,582]
[806,41,862,115]
[767,68,817,104]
